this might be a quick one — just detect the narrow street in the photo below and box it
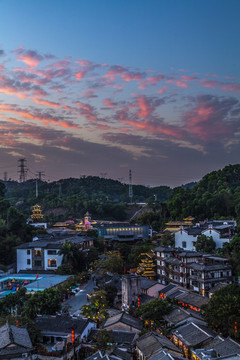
[62,279,95,315]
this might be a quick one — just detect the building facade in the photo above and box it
[155,247,232,296]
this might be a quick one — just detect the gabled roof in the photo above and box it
[213,337,240,357]
[137,332,181,358]
[173,322,215,346]
[140,278,158,290]
[103,312,143,331]
[149,349,184,360]
[88,329,137,345]
[177,291,209,308]
[0,323,32,350]
[111,347,132,360]
[34,314,91,335]
[86,350,110,360]
[154,247,175,252]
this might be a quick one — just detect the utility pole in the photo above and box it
[36,171,45,181]
[18,158,27,182]
[129,170,133,204]
[36,179,38,198]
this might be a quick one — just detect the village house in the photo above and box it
[136,332,183,360]
[0,322,33,359]
[175,220,236,251]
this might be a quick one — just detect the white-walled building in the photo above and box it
[175,220,236,251]
[17,241,63,273]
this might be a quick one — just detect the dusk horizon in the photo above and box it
[1,0,240,187]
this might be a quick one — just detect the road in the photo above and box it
[62,279,95,315]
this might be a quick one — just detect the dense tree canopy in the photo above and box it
[195,234,216,253]
[202,283,240,339]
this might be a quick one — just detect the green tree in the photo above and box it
[93,329,114,353]
[195,234,216,253]
[81,290,108,327]
[135,298,172,328]
[103,251,123,274]
[202,283,240,339]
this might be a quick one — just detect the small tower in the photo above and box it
[84,211,91,230]
[30,204,44,222]
[136,250,156,279]
[122,274,141,311]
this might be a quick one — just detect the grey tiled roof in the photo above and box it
[103,312,143,331]
[0,323,32,349]
[86,350,110,360]
[163,308,192,325]
[0,323,32,356]
[88,329,137,345]
[173,322,215,346]
[213,337,240,356]
[149,349,184,360]
[140,278,158,290]
[111,347,132,360]
[137,332,181,358]
[177,292,209,308]
[160,283,178,295]
[34,314,90,335]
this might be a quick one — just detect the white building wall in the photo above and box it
[202,229,230,249]
[44,249,63,270]
[17,249,32,272]
[81,321,96,339]
[175,230,196,251]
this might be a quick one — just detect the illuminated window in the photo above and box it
[34,249,42,257]
[48,259,57,268]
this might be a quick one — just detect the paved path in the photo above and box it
[62,279,95,315]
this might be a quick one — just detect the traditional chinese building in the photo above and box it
[136,250,156,279]
[31,204,44,222]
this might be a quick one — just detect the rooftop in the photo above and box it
[103,312,143,331]
[35,314,91,335]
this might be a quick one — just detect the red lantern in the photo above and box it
[71,330,75,343]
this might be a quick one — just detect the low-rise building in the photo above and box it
[98,223,151,242]
[136,332,183,360]
[175,220,236,251]
[35,314,96,344]
[103,312,143,334]
[17,240,63,273]
[0,322,33,359]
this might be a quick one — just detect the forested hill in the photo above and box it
[3,176,172,221]
[3,164,240,223]
[167,164,240,220]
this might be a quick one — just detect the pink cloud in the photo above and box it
[157,86,168,94]
[103,98,117,107]
[183,95,237,141]
[14,47,44,68]
[166,79,189,88]
[32,98,60,108]
[138,74,164,89]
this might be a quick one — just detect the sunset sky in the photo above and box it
[0,0,240,186]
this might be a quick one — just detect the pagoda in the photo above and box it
[136,250,156,280]
[30,204,44,222]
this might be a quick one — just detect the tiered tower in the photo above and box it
[136,250,156,279]
[30,205,44,222]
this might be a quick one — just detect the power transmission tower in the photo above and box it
[129,170,133,204]
[18,158,27,182]
[36,171,45,181]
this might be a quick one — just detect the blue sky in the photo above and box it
[0,0,239,186]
